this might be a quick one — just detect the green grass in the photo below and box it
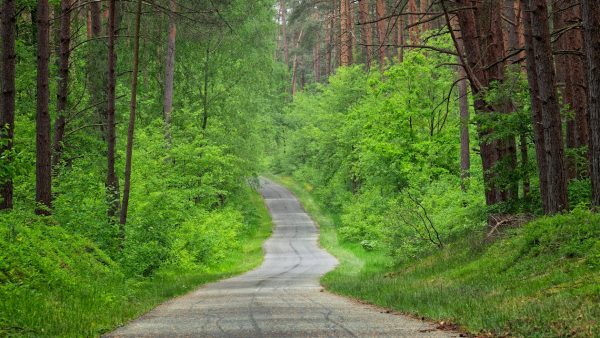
[0,189,272,337]
[271,175,600,337]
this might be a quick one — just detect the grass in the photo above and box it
[0,189,272,337]
[271,175,600,337]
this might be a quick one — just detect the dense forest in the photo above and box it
[0,0,599,336]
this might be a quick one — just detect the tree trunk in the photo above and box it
[522,0,549,211]
[280,0,289,66]
[340,0,352,66]
[582,0,600,207]
[106,0,120,222]
[358,0,372,68]
[375,0,386,67]
[528,0,569,213]
[396,13,404,62]
[563,1,589,177]
[408,0,419,43]
[35,0,52,215]
[120,0,142,226]
[458,65,470,190]
[1,0,16,210]
[52,0,72,169]
[325,8,333,76]
[163,0,176,144]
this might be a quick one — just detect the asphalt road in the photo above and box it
[105,178,459,337]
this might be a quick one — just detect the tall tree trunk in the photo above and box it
[325,10,333,76]
[280,0,288,66]
[396,13,404,62]
[1,0,16,210]
[340,0,352,66]
[375,0,386,67]
[106,0,120,222]
[120,0,142,226]
[453,0,500,207]
[582,0,600,207]
[563,1,589,177]
[52,0,72,169]
[291,30,304,95]
[408,0,419,43]
[504,0,527,196]
[358,0,372,68]
[163,0,176,144]
[36,0,52,215]
[528,0,569,213]
[420,0,430,32]
[458,65,470,191]
[522,0,549,211]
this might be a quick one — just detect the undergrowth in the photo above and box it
[0,189,272,337]
[272,175,600,337]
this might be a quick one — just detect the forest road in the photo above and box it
[104,178,460,337]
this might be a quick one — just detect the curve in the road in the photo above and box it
[105,178,459,337]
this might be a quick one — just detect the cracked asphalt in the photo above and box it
[104,178,459,337]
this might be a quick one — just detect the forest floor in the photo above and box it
[104,178,460,337]
[269,175,600,338]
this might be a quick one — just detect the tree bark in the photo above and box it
[106,0,120,222]
[375,0,386,67]
[120,0,142,226]
[340,0,352,66]
[396,13,404,62]
[1,0,16,210]
[358,0,372,68]
[458,65,470,191]
[325,8,333,76]
[528,0,569,213]
[522,0,549,211]
[563,1,589,177]
[52,0,72,169]
[280,0,289,66]
[291,30,303,95]
[582,0,600,207]
[408,0,419,43]
[163,0,176,144]
[35,0,52,215]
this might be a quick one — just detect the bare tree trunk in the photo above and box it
[522,0,549,211]
[291,30,304,95]
[563,1,589,176]
[408,0,419,43]
[325,11,333,76]
[162,0,176,144]
[528,0,569,213]
[458,65,470,190]
[107,0,120,223]
[582,0,600,207]
[280,0,288,66]
[375,0,386,67]
[36,0,52,215]
[358,0,372,68]
[1,0,16,210]
[52,0,72,169]
[340,0,352,66]
[420,0,430,32]
[120,0,142,226]
[396,13,404,62]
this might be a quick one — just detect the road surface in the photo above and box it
[105,178,459,337]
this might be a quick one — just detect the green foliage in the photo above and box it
[277,176,600,337]
[1,0,282,335]
[272,43,488,259]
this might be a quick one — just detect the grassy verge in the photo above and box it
[270,175,600,337]
[0,189,272,337]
